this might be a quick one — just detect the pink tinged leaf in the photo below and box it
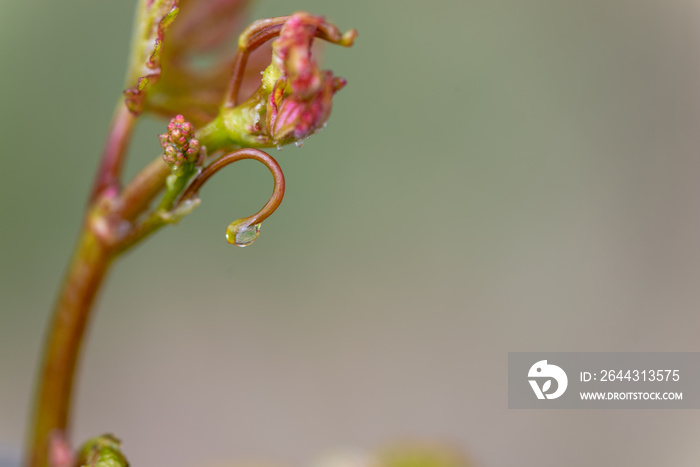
[134,0,264,127]
[167,0,250,53]
[123,0,180,114]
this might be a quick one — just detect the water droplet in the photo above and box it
[276,145,283,151]
[295,141,304,148]
[226,219,261,247]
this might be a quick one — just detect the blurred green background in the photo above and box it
[2,0,700,466]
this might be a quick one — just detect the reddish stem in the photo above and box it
[26,229,113,467]
[27,101,136,467]
[178,148,285,226]
[90,103,137,201]
[114,156,171,223]
[224,17,288,108]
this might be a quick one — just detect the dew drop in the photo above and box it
[295,140,304,148]
[226,220,261,247]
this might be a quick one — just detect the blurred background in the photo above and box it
[2,0,700,466]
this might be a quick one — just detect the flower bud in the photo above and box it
[160,115,202,175]
[205,12,356,150]
[264,14,342,145]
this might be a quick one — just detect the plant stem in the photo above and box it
[115,156,170,222]
[90,102,136,202]
[26,228,113,467]
[27,101,137,467]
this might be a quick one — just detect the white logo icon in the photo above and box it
[528,360,568,400]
